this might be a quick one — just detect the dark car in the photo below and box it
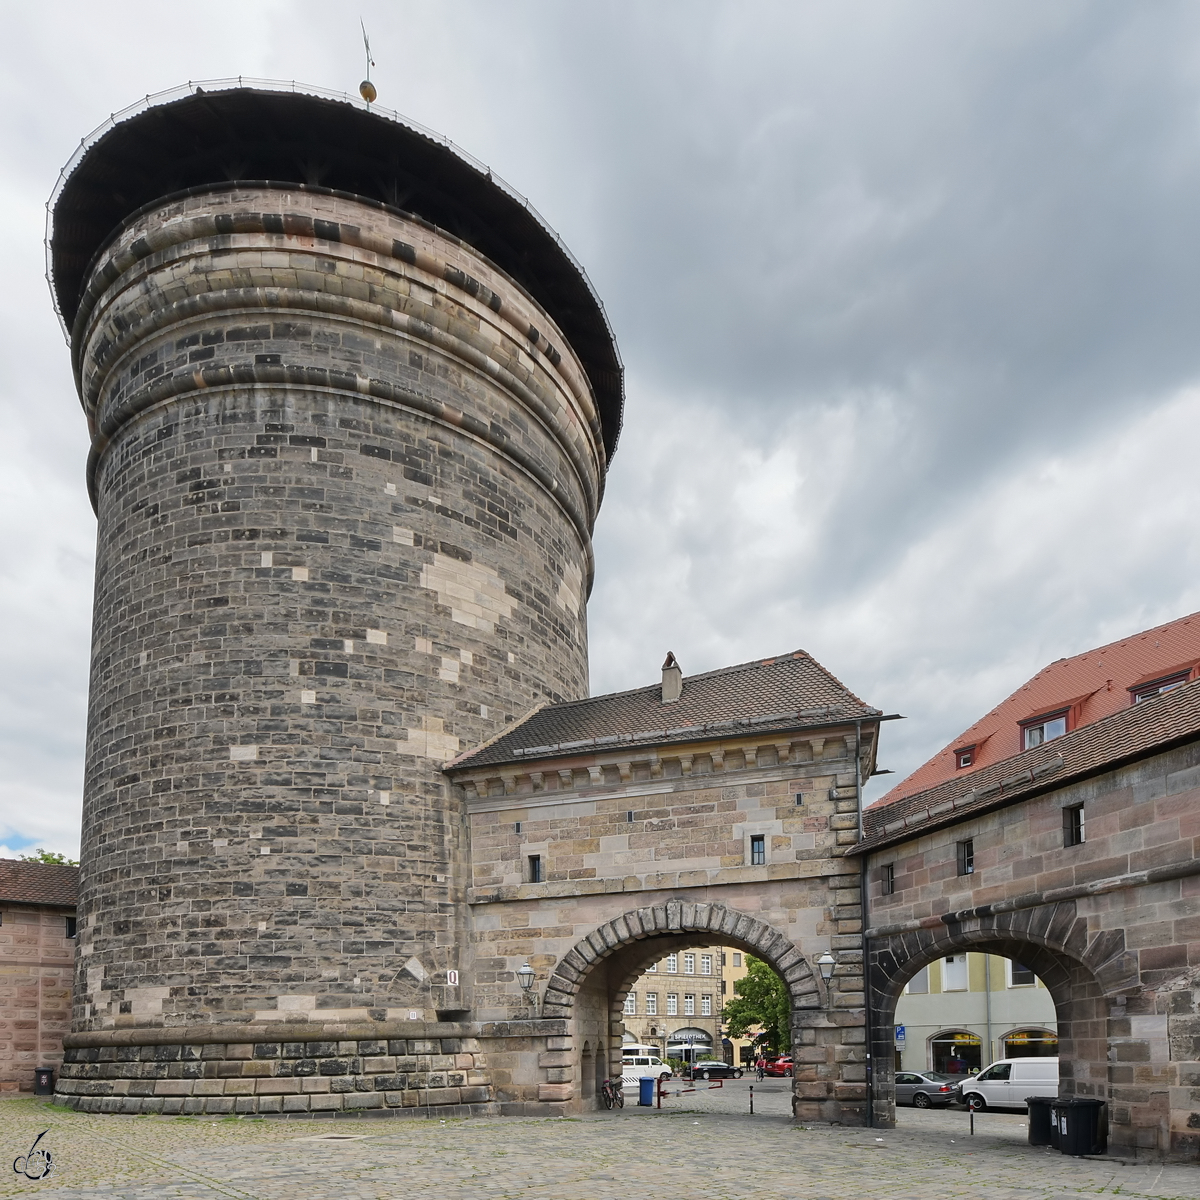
[895,1070,959,1108]
[690,1059,743,1080]
[760,1056,794,1077]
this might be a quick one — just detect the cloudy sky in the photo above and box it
[4,1,1200,858]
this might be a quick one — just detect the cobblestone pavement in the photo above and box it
[2,1092,1195,1200]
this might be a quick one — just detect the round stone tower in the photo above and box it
[48,84,622,1114]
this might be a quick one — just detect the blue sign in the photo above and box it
[895,1025,906,1042]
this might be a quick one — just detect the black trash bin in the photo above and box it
[1025,1096,1055,1147]
[1058,1098,1106,1157]
[33,1067,54,1095]
[1049,1099,1066,1150]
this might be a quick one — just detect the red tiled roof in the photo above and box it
[853,676,1200,855]
[878,610,1200,808]
[448,650,880,769]
[0,859,79,907]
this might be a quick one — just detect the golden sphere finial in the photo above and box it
[359,79,377,104]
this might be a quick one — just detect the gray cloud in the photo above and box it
[3,2,1200,851]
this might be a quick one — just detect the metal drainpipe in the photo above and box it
[984,953,994,1068]
[856,717,874,1129]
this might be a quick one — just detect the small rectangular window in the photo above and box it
[905,966,929,994]
[65,916,78,938]
[624,993,636,1015]
[528,854,543,883]
[956,747,975,768]
[720,979,726,995]
[750,834,766,866]
[666,954,678,974]
[1009,961,1036,987]
[684,993,695,1016]
[943,953,969,991]
[646,992,658,1015]
[684,953,695,975]
[514,821,521,834]
[1022,712,1068,750]
[794,791,804,805]
[627,810,634,822]
[701,955,712,975]
[720,952,726,967]
[667,993,678,1016]
[1131,671,1190,703]
[701,994,712,1016]
[880,863,895,895]
[956,839,974,876]
[733,952,742,967]
[1063,804,1084,847]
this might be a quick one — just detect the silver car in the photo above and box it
[894,1070,959,1107]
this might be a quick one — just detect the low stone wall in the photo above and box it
[55,1035,493,1116]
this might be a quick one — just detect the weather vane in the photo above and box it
[359,19,377,104]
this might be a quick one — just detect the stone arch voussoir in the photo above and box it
[545,902,823,1012]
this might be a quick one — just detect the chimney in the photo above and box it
[661,652,682,703]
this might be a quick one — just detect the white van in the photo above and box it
[620,1054,672,1088]
[960,1057,1058,1111]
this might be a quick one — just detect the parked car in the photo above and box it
[690,1059,743,1080]
[959,1058,1058,1111]
[760,1056,794,1077]
[894,1071,959,1108]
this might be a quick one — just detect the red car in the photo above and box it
[758,1056,794,1077]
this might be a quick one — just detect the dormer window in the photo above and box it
[1130,671,1191,704]
[954,746,975,769]
[1020,710,1068,750]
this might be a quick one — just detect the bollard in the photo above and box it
[749,1085,754,1115]
[970,1107,974,1136]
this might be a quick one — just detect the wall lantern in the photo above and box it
[517,961,535,994]
[816,952,836,982]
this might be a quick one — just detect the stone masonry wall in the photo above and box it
[64,186,603,1080]
[0,906,75,1092]
[862,739,1200,1160]
[452,724,875,1120]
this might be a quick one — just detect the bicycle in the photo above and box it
[601,1077,624,1109]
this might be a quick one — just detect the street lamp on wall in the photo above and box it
[816,952,836,983]
[516,961,538,1016]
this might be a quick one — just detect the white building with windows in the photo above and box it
[619,944,739,1064]
[893,953,1057,1075]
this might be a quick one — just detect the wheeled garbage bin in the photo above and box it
[34,1067,54,1095]
[639,1076,656,1106]
[1025,1096,1055,1146]
[1058,1098,1106,1156]
[1049,1099,1066,1150]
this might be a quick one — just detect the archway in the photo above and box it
[867,899,1138,1128]
[541,900,832,1113]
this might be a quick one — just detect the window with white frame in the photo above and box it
[647,962,657,972]
[684,994,695,1016]
[666,954,678,973]
[733,952,742,967]
[667,993,678,1016]
[943,954,969,991]
[646,992,658,1015]
[1008,961,1037,988]
[624,993,636,1015]
[906,966,929,994]
[701,954,712,975]
[684,953,695,974]
[701,995,712,1016]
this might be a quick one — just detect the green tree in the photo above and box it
[722,956,791,1052]
[18,848,78,866]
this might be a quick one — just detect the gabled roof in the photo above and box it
[0,859,79,907]
[448,650,880,770]
[878,610,1200,807]
[853,676,1200,855]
